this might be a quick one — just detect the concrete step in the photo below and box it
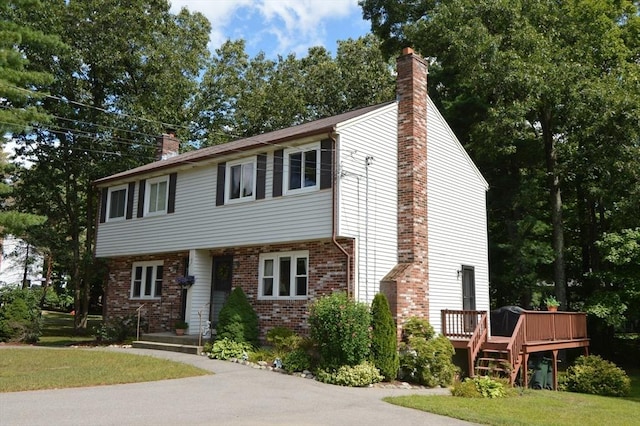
[132,340,203,355]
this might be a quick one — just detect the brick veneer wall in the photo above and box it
[381,47,430,338]
[104,239,354,340]
[211,238,354,341]
[105,252,189,332]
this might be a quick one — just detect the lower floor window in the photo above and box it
[259,251,308,299]
[131,261,163,299]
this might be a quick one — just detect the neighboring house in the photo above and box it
[94,48,490,339]
[0,235,44,287]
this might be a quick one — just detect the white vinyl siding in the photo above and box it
[425,98,489,334]
[96,150,332,257]
[335,104,398,305]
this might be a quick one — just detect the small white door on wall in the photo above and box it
[462,265,476,331]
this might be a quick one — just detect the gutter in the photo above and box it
[329,132,352,298]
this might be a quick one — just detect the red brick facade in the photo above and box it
[105,238,354,340]
[105,252,189,332]
[381,48,430,336]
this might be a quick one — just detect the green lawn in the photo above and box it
[0,311,210,392]
[385,375,640,426]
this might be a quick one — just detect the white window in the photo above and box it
[226,158,256,202]
[259,251,309,299]
[145,176,168,215]
[107,185,127,221]
[285,143,320,193]
[131,261,163,299]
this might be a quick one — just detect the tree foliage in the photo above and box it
[360,0,640,331]
[216,287,259,347]
[370,292,399,380]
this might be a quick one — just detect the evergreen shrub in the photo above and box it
[0,287,41,343]
[308,291,371,368]
[217,287,259,346]
[562,355,630,397]
[370,293,399,381]
[398,317,457,387]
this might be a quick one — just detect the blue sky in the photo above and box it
[169,0,372,58]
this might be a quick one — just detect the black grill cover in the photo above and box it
[490,306,524,336]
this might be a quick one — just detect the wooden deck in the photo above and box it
[443,309,590,389]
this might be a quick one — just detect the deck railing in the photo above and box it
[506,315,526,383]
[522,311,588,342]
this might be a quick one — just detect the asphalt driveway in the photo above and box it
[0,347,475,425]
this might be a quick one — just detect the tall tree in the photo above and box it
[10,0,210,329]
[361,0,640,314]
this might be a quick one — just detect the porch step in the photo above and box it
[132,340,203,355]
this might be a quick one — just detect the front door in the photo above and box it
[462,265,476,332]
[210,256,233,326]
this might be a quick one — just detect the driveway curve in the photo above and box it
[0,346,475,425]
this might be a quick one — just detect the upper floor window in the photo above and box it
[146,176,168,215]
[227,158,255,202]
[107,185,127,221]
[285,143,320,193]
[131,261,163,299]
[258,251,309,300]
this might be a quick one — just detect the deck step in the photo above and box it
[132,340,203,355]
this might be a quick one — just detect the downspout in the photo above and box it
[329,132,352,298]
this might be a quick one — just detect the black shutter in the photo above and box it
[216,162,226,206]
[137,179,146,218]
[256,153,267,200]
[320,138,333,189]
[273,149,283,197]
[167,173,177,213]
[99,188,108,223]
[126,182,135,219]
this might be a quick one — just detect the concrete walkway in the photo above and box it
[0,346,476,425]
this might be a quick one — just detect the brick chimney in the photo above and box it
[155,129,180,161]
[380,47,429,338]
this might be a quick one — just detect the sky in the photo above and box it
[169,0,372,58]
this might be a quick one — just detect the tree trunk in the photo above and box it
[542,112,567,309]
[21,243,30,289]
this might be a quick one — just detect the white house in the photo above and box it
[94,48,490,339]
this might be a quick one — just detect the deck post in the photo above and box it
[522,352,530,388]
[552,350,559,390]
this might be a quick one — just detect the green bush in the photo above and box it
[217,287,259,346]
[452,376,507,398]
[283,348,312,373]
[563,355,630,397]
[309,292,371,368]
[316,362,383,387]
[398,318,457,387]
[207,337,254,360]
[266,326,302,355]
[0,287,42,343]
[248,347,275,363]
[370,293,399,381]
[94,314,145,343]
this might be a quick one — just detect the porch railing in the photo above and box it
[442,309,488,377]
[522,311,588,342]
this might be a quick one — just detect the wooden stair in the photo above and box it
[132,332,209,355]
[475,348,512,379]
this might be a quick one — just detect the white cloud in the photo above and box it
[170,0,362,57]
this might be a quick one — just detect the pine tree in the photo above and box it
[216,287,259,347]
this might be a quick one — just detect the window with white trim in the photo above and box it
[131,261,163,299]
[145,176,168,215]
[285,143,320,193]
[107,185,127,221]
[226,158,256,202]
[259,251,309,299]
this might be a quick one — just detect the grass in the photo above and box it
[385,373,640,426]
[37,311,103,346]
[0,310,210,392]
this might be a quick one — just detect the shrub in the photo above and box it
[207,337,254,360]
[563,355,630,397]
[283,348,312,373]
[452,376,507,398]
[248,347,275,363]
[398,318,457,387]
[217,287,259,346]
[316,362,383,387]
[0,287,42,343]
[94,314,145,343]
[266,326,302,355]
[308,292,371,368]
[370,293,399,381]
